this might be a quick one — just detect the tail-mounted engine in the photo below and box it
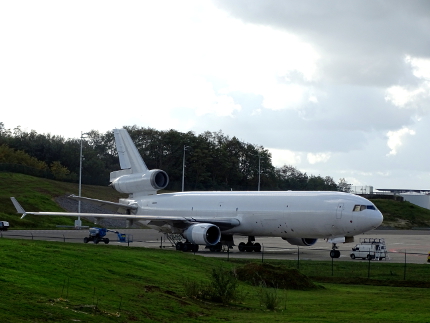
[183,223,221,246]
[111,169,169,194]
[283,237,318,246]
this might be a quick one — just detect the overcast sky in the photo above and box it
[1,1,430,190]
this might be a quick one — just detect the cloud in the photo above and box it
[195,95,242,117]
[307,152,331,165]
[2,1,430,189]
[385,56,430,110]
[214,0,430,85]
[386,127,416,156]
[268,148,302,167]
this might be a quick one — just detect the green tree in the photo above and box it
[50,161,70,180]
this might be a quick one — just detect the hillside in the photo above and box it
[0,172,127,229]
[2,172,430,229]
[372,198,430,229]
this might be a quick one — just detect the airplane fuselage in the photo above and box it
[11,128,384,257]
[133,191,382,239]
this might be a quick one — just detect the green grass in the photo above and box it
[0,172,127,229]
[373,198,430,228]
[1,238,430,322]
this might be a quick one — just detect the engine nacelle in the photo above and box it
[111,169,169,194]
[283,238,318,246]
[183,223,221,246]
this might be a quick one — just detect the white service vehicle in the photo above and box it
[350,238,388,260]
[0,221,10,231]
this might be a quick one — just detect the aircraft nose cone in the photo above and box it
[370,210,384,229]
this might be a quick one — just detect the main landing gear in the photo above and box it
[330,243,341,258]
[175,241,199,252]
[175,241,224,252]
[238,236,261,252]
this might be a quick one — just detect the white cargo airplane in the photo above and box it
[11,128,383,258]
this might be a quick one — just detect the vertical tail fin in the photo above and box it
[113,128,148,174]
[110,128,169,195]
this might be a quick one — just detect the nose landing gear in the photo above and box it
[330,243,341,258]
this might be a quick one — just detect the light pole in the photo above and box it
[250,151,262,191]
[76,131,89,228]
[182,145,189,192]
[257,152,261,191]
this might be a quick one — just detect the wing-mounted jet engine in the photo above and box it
[282,238,318,246]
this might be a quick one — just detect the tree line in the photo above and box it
[0,123,349,192]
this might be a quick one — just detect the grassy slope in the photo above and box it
[2,172,430,229]
[0,172,127,229]
[1,238,430,323]
[372,198,430,228]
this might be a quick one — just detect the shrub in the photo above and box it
[259,281,281,311]
[182,267,239,304]
[206,267,239,304]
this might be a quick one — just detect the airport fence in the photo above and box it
[0,230,134,246]
[1,231,429,284]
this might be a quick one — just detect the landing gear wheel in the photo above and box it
[238,242,246,252]
[330,249,340,258]
[192,244,199,252]
[214,242,222,252]
[182,243,189,252]
[245,242,254,252]
[209,243,222,252]
[253,243,261,252]
[176,242,183,251]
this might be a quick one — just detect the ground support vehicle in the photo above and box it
[350,238,388,260]
[108,229,132,243]
[84,227,110,244]
[83,228,131,244]
[0,221,9,231]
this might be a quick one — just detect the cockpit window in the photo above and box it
[353,204,377,212]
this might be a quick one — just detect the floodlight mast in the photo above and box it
[182,145,189,192]
[76,131,89,228]
[258,152,261,191]
[252,151,261,191]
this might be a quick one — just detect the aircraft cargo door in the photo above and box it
[336,203,344,219]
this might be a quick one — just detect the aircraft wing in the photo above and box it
[67,194,138,214]
[10,197,240,229]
